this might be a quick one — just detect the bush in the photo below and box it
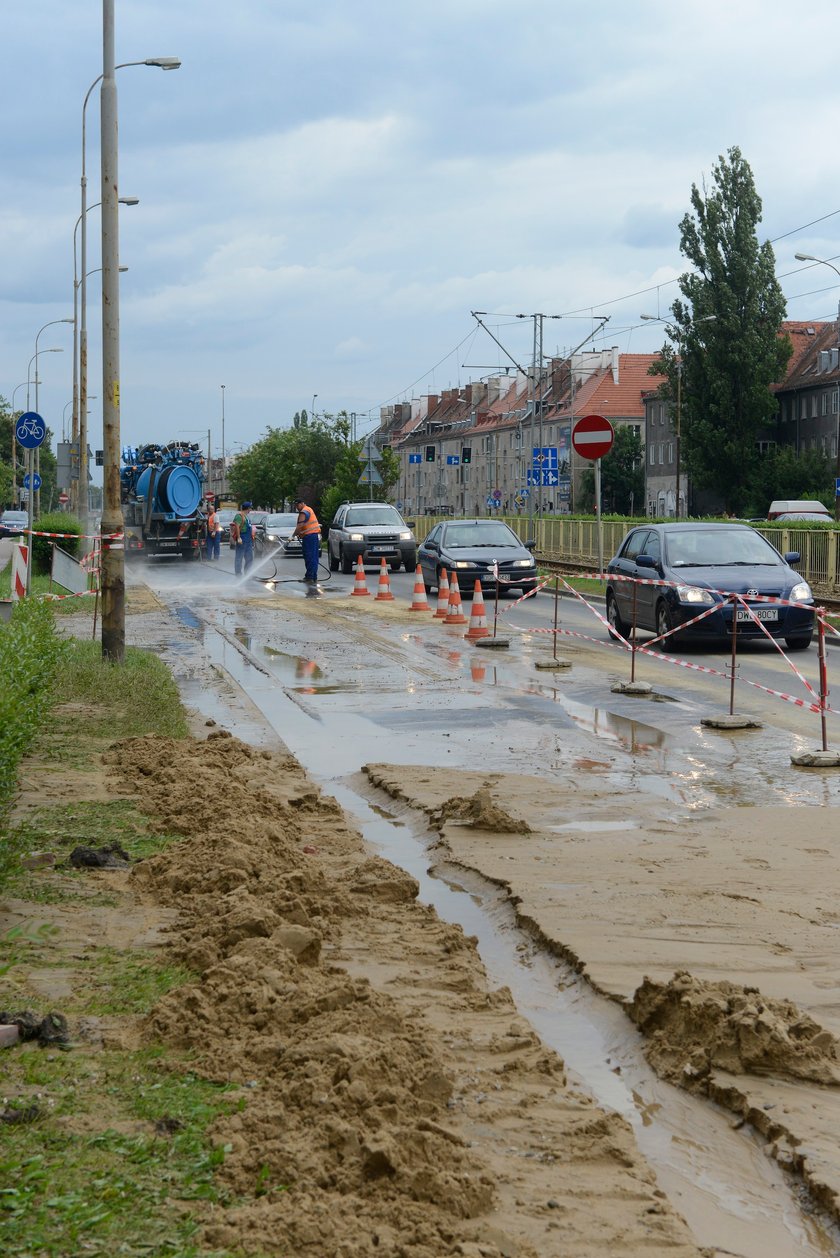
[0,599,65,854]
[31,512,83,574]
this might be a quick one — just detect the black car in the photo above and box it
[605,522,815,650]
[418,519,538,596]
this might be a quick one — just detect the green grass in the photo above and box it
[0,1049,246,1258]
[9,800,177,861]
[50,640,189,740]
[0,568,96,614]
[84,949,196,1016]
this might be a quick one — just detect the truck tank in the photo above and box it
[121,441,207,559]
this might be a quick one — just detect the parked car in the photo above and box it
[767,499,833,524]
[605,522,814,650]
[263,512,303,555]
[418,518,538,596]
[327,502,416,573]
[0,510,29,538]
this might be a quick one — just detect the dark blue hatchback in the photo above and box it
[605,522,815,650]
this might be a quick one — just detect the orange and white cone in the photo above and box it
[471,659,487,682]
[434,568,451,618]
[351,555,370,596]
[375,556,395,601]
[409,564,431,612]
[444,574,467,625]
[464,580,490,640]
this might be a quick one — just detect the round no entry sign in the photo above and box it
[572,413,614,460]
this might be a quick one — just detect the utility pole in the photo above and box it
[100,0,125,662]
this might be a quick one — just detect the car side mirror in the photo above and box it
[636,553,657,569]
[524,538,536,550]
[784,551,801,565]
[405,520,416,528]
[425,540,439,553]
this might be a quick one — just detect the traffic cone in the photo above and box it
[444,575,468,625]
[375,557,395,601]
[434,568,451,618]
[471,659,487,682]
[351,555,370,596]
[409,565,432,612]
[464,580,490,640]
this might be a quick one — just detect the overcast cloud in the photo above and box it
[3,0,840,478]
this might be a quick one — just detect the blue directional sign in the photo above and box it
[836,476,840,497]
[532,446,558,469]
[485,496,499,509]
[15,412,46,450]
[408,453,422,464]
[23,472,42,491]
[446,455,460,465]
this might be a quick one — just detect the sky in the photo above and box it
[4,0,840,485]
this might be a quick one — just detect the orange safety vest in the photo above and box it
[297,504,320,535]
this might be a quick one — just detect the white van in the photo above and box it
[767,499,832,522]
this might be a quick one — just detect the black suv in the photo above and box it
[328,502,417,573]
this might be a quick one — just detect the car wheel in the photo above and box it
[785,632,813,651]
[329,548,339,571]
[340,549,354,574]
[389,560,401,573]
[655,599,677,644]
[606,592,627,641]
[404,550,417,571]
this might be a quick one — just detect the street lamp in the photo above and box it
[311,393,317,419]
[220,384,226,497]
[641,313,716,519]
[795,252,840,518]
[81,51,180,659]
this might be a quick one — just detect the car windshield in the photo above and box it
[344,507,404,527]
[3,512,27,523]
[217,509,237,523]
[443,524,519,548]
[664,528,780,567]
[266,514,299,529]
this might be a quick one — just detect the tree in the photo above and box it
[745,446,835,517]
[666,147,792,515]
[228,413,350,510]
[579,426,644,515]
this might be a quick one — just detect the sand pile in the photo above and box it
[629,970,840,1089]
[430,786,532,834]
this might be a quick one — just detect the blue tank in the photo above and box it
[135,462,202,517]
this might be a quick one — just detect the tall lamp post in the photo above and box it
[80,59,178,528]
[73,197,138,513]
[795,252,840,519]
[33,319,73,515]
[641,313,716,518]
[220,384,226,498]
[95,36,181,662]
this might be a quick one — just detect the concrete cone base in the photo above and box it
[535,658,572,671]
[475,637,510,649]
[611,680,652,694]
[701,714,763,730]
[791,749,840,768]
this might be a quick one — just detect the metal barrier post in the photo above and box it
[552,577,560,661]
[630,581,639,683]
[817,612,829,753]
[729,593,739,716]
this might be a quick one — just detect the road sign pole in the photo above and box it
[25,449,34,595]
[595,457,604,581]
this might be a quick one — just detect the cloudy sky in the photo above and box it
[4,0,840,479]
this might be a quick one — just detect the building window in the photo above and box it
[648,444,655,465]
[823,393,830,415]
[801,397,808,419]
[667,441,673,462]
[811,395,818,418]
[834,390,839,414]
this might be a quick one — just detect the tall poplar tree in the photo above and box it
[669,146,791,514]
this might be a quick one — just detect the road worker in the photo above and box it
[292,499,321,583]
[232,502,254,576]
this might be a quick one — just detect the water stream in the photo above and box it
[174,617,840,1257]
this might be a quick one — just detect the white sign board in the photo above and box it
[51,545,88,595]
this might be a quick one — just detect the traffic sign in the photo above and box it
[492,488,502,501]
[532,446,558,468]
[485,496,499,509]
[59,492,70,504]
[572,414,614,461]
[15,412,46,450]
[408,453,422,464]
[23,472,42,491]
[446,455,460,465]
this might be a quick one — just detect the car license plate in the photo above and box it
[368,546,390,554]
[736,607,777,622]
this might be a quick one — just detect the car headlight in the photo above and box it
[675,584,714,604]
[349,532,364,541]
[399,531,412,540]
[453,560,470,569]
[267,534,278,541]
[790,581,813,603]
[513,558,534,568]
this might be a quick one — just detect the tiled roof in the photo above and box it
[560,355,665,419]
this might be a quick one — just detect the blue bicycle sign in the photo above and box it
[15,412,46,449]
[23,472,42,491]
